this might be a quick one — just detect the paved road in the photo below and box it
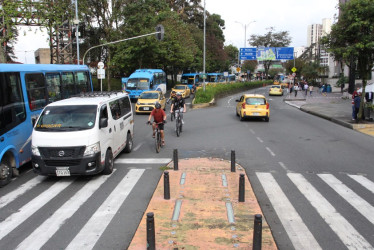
[0,87,373,249]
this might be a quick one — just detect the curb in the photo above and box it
[300,107,354,130]
[191,98,216,109]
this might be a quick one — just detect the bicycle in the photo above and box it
[148,121,165,153]
[174,109,184,137]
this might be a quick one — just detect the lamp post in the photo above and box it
[203,0,206,91]
[235,20,256,48]
[73,0,80,64]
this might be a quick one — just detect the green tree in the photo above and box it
[249,27,291,79]
[242,60,258,75]
[322,0,374,121]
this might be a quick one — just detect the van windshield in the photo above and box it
[35,105,97,132]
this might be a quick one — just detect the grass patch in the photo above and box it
[194,80,272,104]
[159,165,172,171]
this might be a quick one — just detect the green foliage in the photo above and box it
[242,60,258,74]
[194,81,271,104]
[336,75,348,87]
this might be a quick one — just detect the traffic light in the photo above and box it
[155,24,164,41]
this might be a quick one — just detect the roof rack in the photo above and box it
[78,91,124,98]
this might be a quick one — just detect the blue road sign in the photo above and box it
[275,47,294,60]
[240,48,257,60]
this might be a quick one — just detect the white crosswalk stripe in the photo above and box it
[0,176,46,209]
[0,179,75,241]
[318,174,374,224]
[256,172,322,250]
[15,172,114,250]
[65,169,145,249]
[257,172,374,250]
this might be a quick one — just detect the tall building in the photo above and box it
[307,24,322,47]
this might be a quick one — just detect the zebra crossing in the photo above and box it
[0,168,146,250]
[256,172,374,250]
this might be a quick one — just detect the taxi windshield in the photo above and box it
[35,105,97,132]
[174,85,186,90]
[139,92,159,99]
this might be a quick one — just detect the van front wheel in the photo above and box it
[0,161,12,187]
[102,149,114,175]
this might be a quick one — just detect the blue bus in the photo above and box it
[122,69,166,100]
[180,73,203,90]
[207,73,224,83]
[0,64,93,186]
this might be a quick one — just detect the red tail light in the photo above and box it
[266,103,269,109]
[242,103,246,109]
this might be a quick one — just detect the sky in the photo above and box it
[13,0,339,64]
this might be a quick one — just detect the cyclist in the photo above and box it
[147,102,167,145]
[170,92,186,124]
[167,91,176,104]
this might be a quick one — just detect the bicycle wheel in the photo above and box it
[176,118,180,137]
[155,131,161,153]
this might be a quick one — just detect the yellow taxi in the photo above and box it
[235,94,270,122]
[135,91,166,114]
[280,82,289,89]
[171,84,191,98]
[269,85,283,96]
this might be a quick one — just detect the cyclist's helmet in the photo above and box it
[176,92,182,96]
[155,102,161,109]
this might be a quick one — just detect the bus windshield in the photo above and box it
[35,105,97,132]
[181,76,195,85]
[126,78,149,90]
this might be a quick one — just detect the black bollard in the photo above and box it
[253,214,262,250]
[231,150,236,172]
[239,174,245,202]
[173,149,178,171]
[146,212,156,250]
[164,171,170,200]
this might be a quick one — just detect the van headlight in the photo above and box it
[31,145,40,156]
[84,142,100,156]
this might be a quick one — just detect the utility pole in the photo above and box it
[73,0,80,64]
[203,0,206,91]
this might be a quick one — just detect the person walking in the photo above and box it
[341,82,345,94]
[309,85,313,96]
[353,92,361,120]
[294,83,299,97]
[304,82,309,96]
[351,87,359,120]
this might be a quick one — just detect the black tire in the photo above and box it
[240,114,245,121]
[0,161,12,187]
[176,121,180,137]
[265,116,269,122]
[124,132,133,153]
[102,149,114,175]
[155,132,161,153]
[180,123,183,133]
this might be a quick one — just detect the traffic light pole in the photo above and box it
[82,29,163,65]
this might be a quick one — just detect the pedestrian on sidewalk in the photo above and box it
[309,85,313,96]
[341,82,345,94]
[304,82,309,96]
[352,87,359,120]
[294,83,299,97]
[353,92,362,120]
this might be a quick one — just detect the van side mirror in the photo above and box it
[99,118,108,129]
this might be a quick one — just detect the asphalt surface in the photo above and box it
[0,85,373,249]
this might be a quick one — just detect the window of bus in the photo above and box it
[61,72,75,99]
[75,71,90,93]
[0,72,26,135]
[46,73,62,103]
[25,73,47,111]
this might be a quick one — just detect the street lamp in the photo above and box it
[203,0,206,91]
[235,20,256,48]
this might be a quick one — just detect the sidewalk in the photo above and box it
[129,158,277,249]
[283,87,374,137]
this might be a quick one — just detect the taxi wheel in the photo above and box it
[265,117,269,122]
[102,149,114,175]
[240,113,245,121]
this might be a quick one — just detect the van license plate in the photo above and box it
[143,107,149,110]
[252,112,260,116]
[56,168,70,176]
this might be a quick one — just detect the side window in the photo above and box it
[119,97,131,117]
[61,72,75,99]
[25,73,47,111]
[46,73,61,103]
[75,71,90,93]
[0,72,26,135]
[109,99,121,120]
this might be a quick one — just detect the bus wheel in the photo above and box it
[0,161,12,187]
[102,149,114,175]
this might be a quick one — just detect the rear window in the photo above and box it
[271,85,281,89]
[245,98,266,105]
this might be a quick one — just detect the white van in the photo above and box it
[31,92,134,176]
